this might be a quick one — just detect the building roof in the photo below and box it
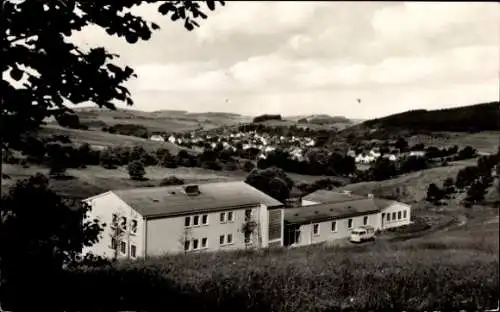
[284,198,394,225]
[302,189,367,204]
[111,181,283,218]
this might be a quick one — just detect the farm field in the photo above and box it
[409,131,500,154]
[38,125,193,154]
[1,164,344,199]
[52,107,253,133]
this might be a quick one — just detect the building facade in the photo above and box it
[82,181,284,259]
[284,190,411,247]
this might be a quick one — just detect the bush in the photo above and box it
[159,176,185,186]
[127,160,146,180]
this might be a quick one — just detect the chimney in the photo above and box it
[367,193,374,198]
[183,184,200,196]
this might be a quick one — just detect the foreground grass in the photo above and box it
[66,231,499,312]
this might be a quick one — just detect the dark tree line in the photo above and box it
[363,101,500,132]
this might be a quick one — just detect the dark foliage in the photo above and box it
[0,174,103,311]
[363,101,500,132]
[159,175,185,186]
[253,114,283,123]
[245,167,294,202]
[1,0,224,151]
[127,160,146,180]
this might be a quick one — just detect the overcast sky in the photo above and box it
[73,2,500,119]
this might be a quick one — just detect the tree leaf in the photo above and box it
[151,22,160,30]
[207,1,215,10]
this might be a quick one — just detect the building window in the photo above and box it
[120,241,126,254]
[245,209,252,221]
[363,216,368,225]
[392,212,396,220]
[331,221,337,232]
[347,219,353,229]
[227,211,234,222]
[131,220,138,234]
[220,212,226,223]
[202,214,208,225]
[131,245,136,258]
[403,210,407,219]
[193,215,200,226]
[184,240,190,251]
[397,211,402,220]
[120,217,127,230]
[387,213,390,221]
[111,238,117,250]
[201,237,208,248]
[244,232,251,243]
[219,235,225,245]
[227,234,233,244]
[185,216,191,227]
[193,239,199,250]
[313,223,320,236]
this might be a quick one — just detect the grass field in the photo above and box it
[342,163,470,203]
[409,131,500,154]
[54,107,253,133]
[39,124,193,154]
[1,164,343,199]
[66,213,499,311]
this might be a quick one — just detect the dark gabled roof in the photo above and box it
[284,198,395,225]
[302,189,367,204]
[112,181,283,218]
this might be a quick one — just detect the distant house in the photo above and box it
[283,190,411,247]
[409,151,426,157]
[167,135,176,144]
[150,134,165,142]
[82,181,284,259]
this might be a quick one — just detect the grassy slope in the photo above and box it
[1,164,340,199]
[63,107,253,133]
[342,163,469,203]
[39,124,193,154]
[409,131,500,154]
[1,164,243,199]
[72,216,499,311]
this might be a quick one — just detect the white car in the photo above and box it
[350,226,375,243]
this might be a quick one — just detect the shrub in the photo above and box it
[127,160,146,180]
[159,176,185,186]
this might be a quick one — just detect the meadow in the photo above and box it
[64,216,499,312]
[342,163,471,203]
[1,163,340,199]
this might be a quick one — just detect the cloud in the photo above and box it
[68,2,499,118]
[195,2,326,43]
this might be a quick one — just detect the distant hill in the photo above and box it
[59,107,252,133]
[362,101,500,132]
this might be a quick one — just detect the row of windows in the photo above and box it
[184,237,208,251]
[313,216,369,236]
[111,214,138,234]
[111,238,137,258]
[184,234,234,251]
[184,209,253,227]
[385,210,407,222]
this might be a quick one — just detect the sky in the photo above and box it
[72,1,500,119]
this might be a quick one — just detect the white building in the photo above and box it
[82,181,284,259]
[284,190,412,247]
